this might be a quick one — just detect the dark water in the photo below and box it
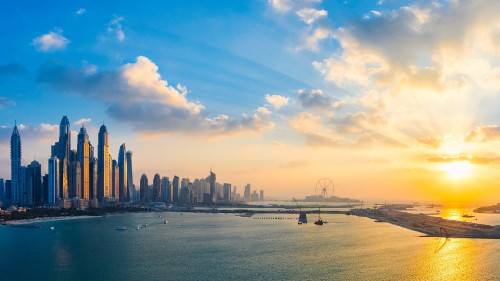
[1,211,500,280]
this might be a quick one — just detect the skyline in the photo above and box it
[2,0,500,202]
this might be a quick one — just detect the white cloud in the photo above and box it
[265,94,289,110]
[300,27,331,52]
[32,29,69,52]
[107,16,125,42]
[0,97,15,108]
[76,8,86,15]
[74,118,92,127]
[37,56,274,137]
[296,8,327,25]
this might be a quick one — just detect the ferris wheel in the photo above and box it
[315,178,334,200]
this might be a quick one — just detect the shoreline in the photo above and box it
[352,209,500,239]
[1,215,101,226]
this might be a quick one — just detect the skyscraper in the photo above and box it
[209,171,216,203]
[223,183,231,202]
[77,126,90,200]
[48,156,60,205]
[161,177,171,202]
[97,124,110,201]
[118,144,127,202]
[153,173,161,201]
[68,161,81,198]
[126,151,134,202]
[244,184,251,201]
[27,160,42,205]
[52,116,71,200]
[140,174,148,202]
[112,159,119,199]
[10,123,21,205]
[172,176,179,203]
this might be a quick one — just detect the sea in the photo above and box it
[1,204,500,281]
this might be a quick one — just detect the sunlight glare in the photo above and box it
[439,161,472,180]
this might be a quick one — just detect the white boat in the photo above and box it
[49,226,55,231]
[136,226,140,230]
[164,220,168,224]
[116,226,127,230]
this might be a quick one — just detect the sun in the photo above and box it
[439,161,472,180]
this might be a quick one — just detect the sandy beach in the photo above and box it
[1,215,101,226]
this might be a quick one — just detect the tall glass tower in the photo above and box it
[10,123,21,204]
[118,144,127,202]
[126,151,134,202]
[98,124,110,201]
[77,126,90,200]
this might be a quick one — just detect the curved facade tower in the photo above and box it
[10,123,21,204]
[118,144,127,202]
[59,116,70,199]
[126,151,134,202]
[98,124,110,201]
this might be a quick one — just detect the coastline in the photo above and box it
[352,208,500,239]
[1,215,101,226]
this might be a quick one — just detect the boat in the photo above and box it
[314,208,324,225]
[116,226,127,230]
[164,220,168,224]
[49,226,55,231]
[136,225,140,230]
[462,214,475,218]
[143,223,148,228]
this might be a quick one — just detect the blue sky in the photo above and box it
[2,0,500,201]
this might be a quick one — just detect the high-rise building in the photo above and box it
[251,190,259,201]
[42,174,48,204]
[232,186,237,202]
[153,173,161,201]
[244,184,251,201]
[140,174,148,202]
[48,157,60,204]
[5,180,12,203]
[260,190,264,201]
[77,126,90,200]
[161,177,171,202]
[21,160,42,206]
[0,178,4,203]
[68,161,81,198]
[97,124,111,201]
[223,183,231,202]
[89,157,97,200]
[172,176,179,203]
[111,160,119,200]
[10,123,21,205]
[209,171,216,203]
[126,151,134,202]
[52,116,71,200]
[118,144,128,202]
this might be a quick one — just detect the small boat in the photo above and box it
[136,226,140,230]
[314,208,324,225]
[164,220,168,224]
[143,223,148,228]
[116,226,127,230]
[49,226,55,231]
[462,214,475,218]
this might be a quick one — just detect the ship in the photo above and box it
[314,208,324,225]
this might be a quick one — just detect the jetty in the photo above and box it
[351,208,500,239]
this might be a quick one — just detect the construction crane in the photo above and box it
[293,197,308,224]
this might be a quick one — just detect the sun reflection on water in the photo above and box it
[418,238,477,280]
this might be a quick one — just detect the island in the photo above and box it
[474,203,500,214]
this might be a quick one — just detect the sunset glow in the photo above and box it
[439,161,472,180]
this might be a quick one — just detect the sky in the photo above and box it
[2,0,500,203]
